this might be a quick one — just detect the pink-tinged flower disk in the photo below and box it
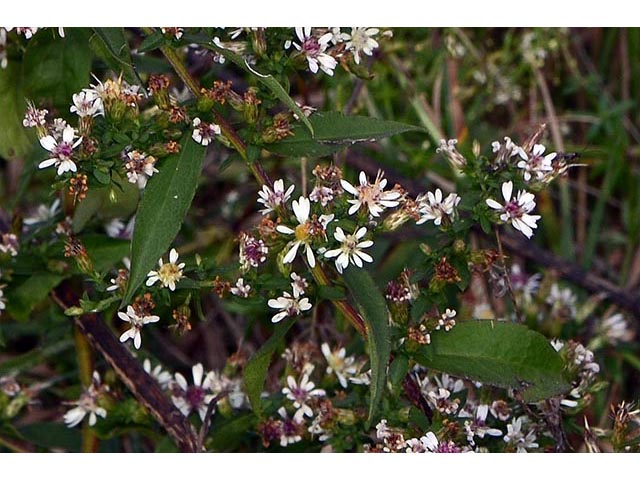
[171,363,216,421]
[268,289,312,323]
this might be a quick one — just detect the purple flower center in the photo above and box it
[186,385,206,408]
[302,37,321,57]
[282,419,298,436]
[437,441,461,453]
[504,200,522,218]
[56,142,73,159]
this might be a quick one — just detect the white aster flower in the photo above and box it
[117,305,160,349]
[146,248,185,291]
[437,308,457,331]
[143,359,173,388]
[327,27,349,45]
[599,313,634,345]
[238,232,268,271]
[277,196,333,268]
[416,189,461,226]
[463,404,503,446]
[278,407,303,447]
[124,150,158,189]
[292,27,337,76]
[230,278,251,298]
[503,416,539,453]
[192,117,221,145]
[23,198,60,226]
[290,272,308,297]
[321,343,359,388]
[257,179,295,215]
[38,125,82,176]
[63,371,108,428]
[323,226,374,274]
[517,144,555,182]
[268,289,312,323]
[70,90,104,117]
[344,27,380,64]
[282,373,326,422]
[171,363,216,421]
[485,181,541,239]
[341,170,401,217]
[22,101,48,128]
[436,138,467,170]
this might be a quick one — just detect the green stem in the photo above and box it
[310,264,367,337]
[74,326,99,453]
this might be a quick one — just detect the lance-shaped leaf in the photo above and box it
[265,111,421,157]
[342,267,391,423]
[243,320,295,417]
[90,28,140,85]
[412,320,571,402]
[122,135,206,305]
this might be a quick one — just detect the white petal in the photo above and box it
[192,363,204,387]
[282,241,301,264]
[38,158,57,169]
[276,225,295,235]
[39,136,57,152]
[501,181,513,202]
[305,245,315,268]
[169,248,179,264]
[486,199,503,210]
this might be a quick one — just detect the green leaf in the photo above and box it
[412,320,570,402]
[342,267,391,423]
[206,42,313,136]
[22,28,92,111]
[0,339,74,376]
[122,135,206,305]
[265,112,421,157]
[5,272,66,322]
[83,235,130,273]
[138,31,166,53]
[72,180,139,234]
[208,414,257,452]
[0,64,34,160]
[243,320,295,417]
[90,28,139,85]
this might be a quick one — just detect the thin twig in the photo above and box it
[494,227,523,323]
[196,391,229,452]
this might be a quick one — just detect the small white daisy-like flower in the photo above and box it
[503,416,539,453]
[238,232,268,271]
[282,373,326,422]
[277,196,332,268]
[143,359,173,388]
[517,144,555,182]
[63,371,108,428]
[599,313,634,345]
[14,27,39,39]
[70,90,104,118]
[327,27,349,45]
[277,407,303,447]
[117,305,160,349]
[22,101,48,127]
[323,226,374,274]
[124,150,159,189]
[320,343,359,388]
[463,404,503,446]
[292,27,337,76]
[436,308,457,331]
[416,189,461,226]
[344,27,379,64]
[23,198,60,226]
[146,248,185,291]
[309,185,335,207]
[230,278,251,298]
[268,289,312,323]
[341,170,401,217]
[0,233,19,257]
[191,117,221,146]
[290,272,308,297]
[38,125,82,176]
[171,363,216,421]
[257,179,295,215]
[485,181,541,239]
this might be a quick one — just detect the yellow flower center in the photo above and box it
[295,223,310,242]
[158,262,182,284]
